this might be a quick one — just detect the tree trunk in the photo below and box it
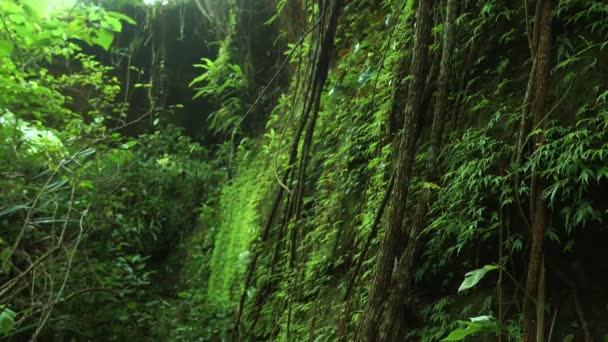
[380,0,459,339]
[522,0,553,341]
[358,1,435,340]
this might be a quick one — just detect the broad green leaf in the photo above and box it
[458,265,499,293]
[442,316,499,341]
[94,29,115,51]
[7,14,25,24]
[442,326,474,341]
[102,16,123,32]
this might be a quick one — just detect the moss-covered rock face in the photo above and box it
[3,0,608,340]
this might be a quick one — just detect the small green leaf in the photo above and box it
[246,287,256,299]
[78,181,95,190]
[358,68,377,86]
[0,306,16,336]
[121,140,138,149]
[238,251,251,266]
[0,248,11,275]
[422,182,441,190]
[0,40,13,57]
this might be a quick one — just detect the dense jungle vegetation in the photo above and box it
[1,0,608,340]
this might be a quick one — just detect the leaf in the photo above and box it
[0,40,13,57]
[246,287,256,299]
[189,73,210,87]
[108,11,136,25]
[0,205,29,217]
[78,180,95,190]
[0,248,11,275]
[458,265,499,293]
[0,306,16,336]
[121,140,138,149]
[442,326,474,341]
[238,251,251,266]
[102,16,123,32]
[442,316,499,341]
[422,182,441,190]
[94,29,115,51]
[358,68,377,86]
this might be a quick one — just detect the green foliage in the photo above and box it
[4,0,608,340]
[0,1,209,338]
[526,106,608,238]
[0,119,210,338]
[0,0,134,57]
[422,126,512,276]
[190,33,245,135]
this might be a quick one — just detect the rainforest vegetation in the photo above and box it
[1,0,608,340]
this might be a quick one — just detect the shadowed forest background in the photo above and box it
[1,0,608,341]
